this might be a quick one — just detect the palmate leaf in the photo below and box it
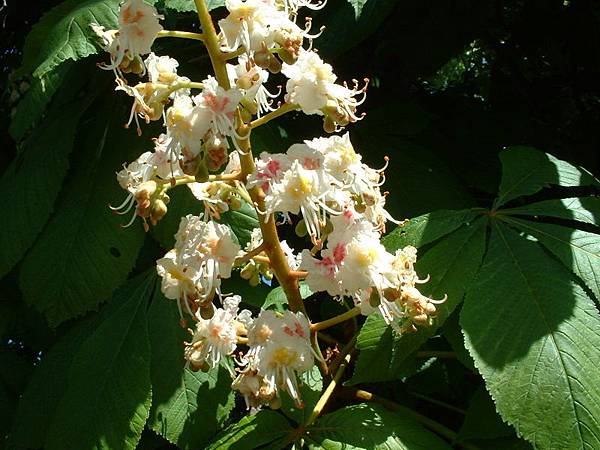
[494,146,600,208]
[9,62,72,142]
[208,410,293,450]
[19,97,146,326]
[503,197,600,226]
[305,403,451,450]
[45,271,155,450]
[8,316,100,449]
[315,0,399,58]
[505,217,600,302]
[350,218,486,384]
[382,208,478,250]
[0,65,98,278]
[17,0,120,78]
[147,288,235,449]
[461,223,600,450]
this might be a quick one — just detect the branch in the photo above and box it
[249,103,299,129]
[310,306,361,332]
[157,30,205,41]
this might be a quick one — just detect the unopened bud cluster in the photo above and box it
[99,0,445,410]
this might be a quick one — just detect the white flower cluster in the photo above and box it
[99,0,445,410]
[183,294,316,409]
[248,132,397,242]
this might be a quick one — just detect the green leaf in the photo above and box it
[350,219,486,384]
[306,403,452,450]
[382,208,478,250]
[164,0,224,11]
[45,272,155,450]
[148,289,235,449]
[18,0,120,78]
[0,66,97,278]
[19,98,145,326]
[9,317,99,449]
[461,223,600,450]
[9,62,71,142]
[281,365,322,424]
[505,217,600,302]
[219,201,259,248]
[495,146,600,208]
[221,271,272,309]
[315,0,399,58]
[0,349,33,448]
[208,410,293,450]
[151,189,258,249]
[458,385,514,442]
[263,283,313,311]
[503,197,600,226]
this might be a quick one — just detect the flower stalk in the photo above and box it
[193,0,306,314]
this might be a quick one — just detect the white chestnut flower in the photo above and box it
[264,160,341,243]
[246,152,292,193]
[301,215,393,296]
[193,76,243,140]
[282,49,367,124]
[165,94,210,159]
[184,295,251,372]
[145,53,180,84]
[111,135,181,227]
[92,0,163,74]
[227,55,279,117]
[244,310,315,406]
[156,217,241,316]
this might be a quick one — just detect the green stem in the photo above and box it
[311,307,361,332]
[409,391,467,415]
[305,353,351,427]
[250,103,299,129]
[343,388,480,450]
[193,0,231,89]
[157,30,205,41]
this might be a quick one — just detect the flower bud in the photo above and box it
[200,303,215,320]
[150,199,168,225]
[195,161,210,182]
[295,219,308,237]
[277,48,297,65]
[254,50,271,69]
[240,263,255,280]
[323,115,336,133]
[268,56,282,74]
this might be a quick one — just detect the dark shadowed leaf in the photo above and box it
[45,271,155,450]
[0,65,98,278]
[208,410,293,450]
[147,288,235,449]
[19,97,146,326]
